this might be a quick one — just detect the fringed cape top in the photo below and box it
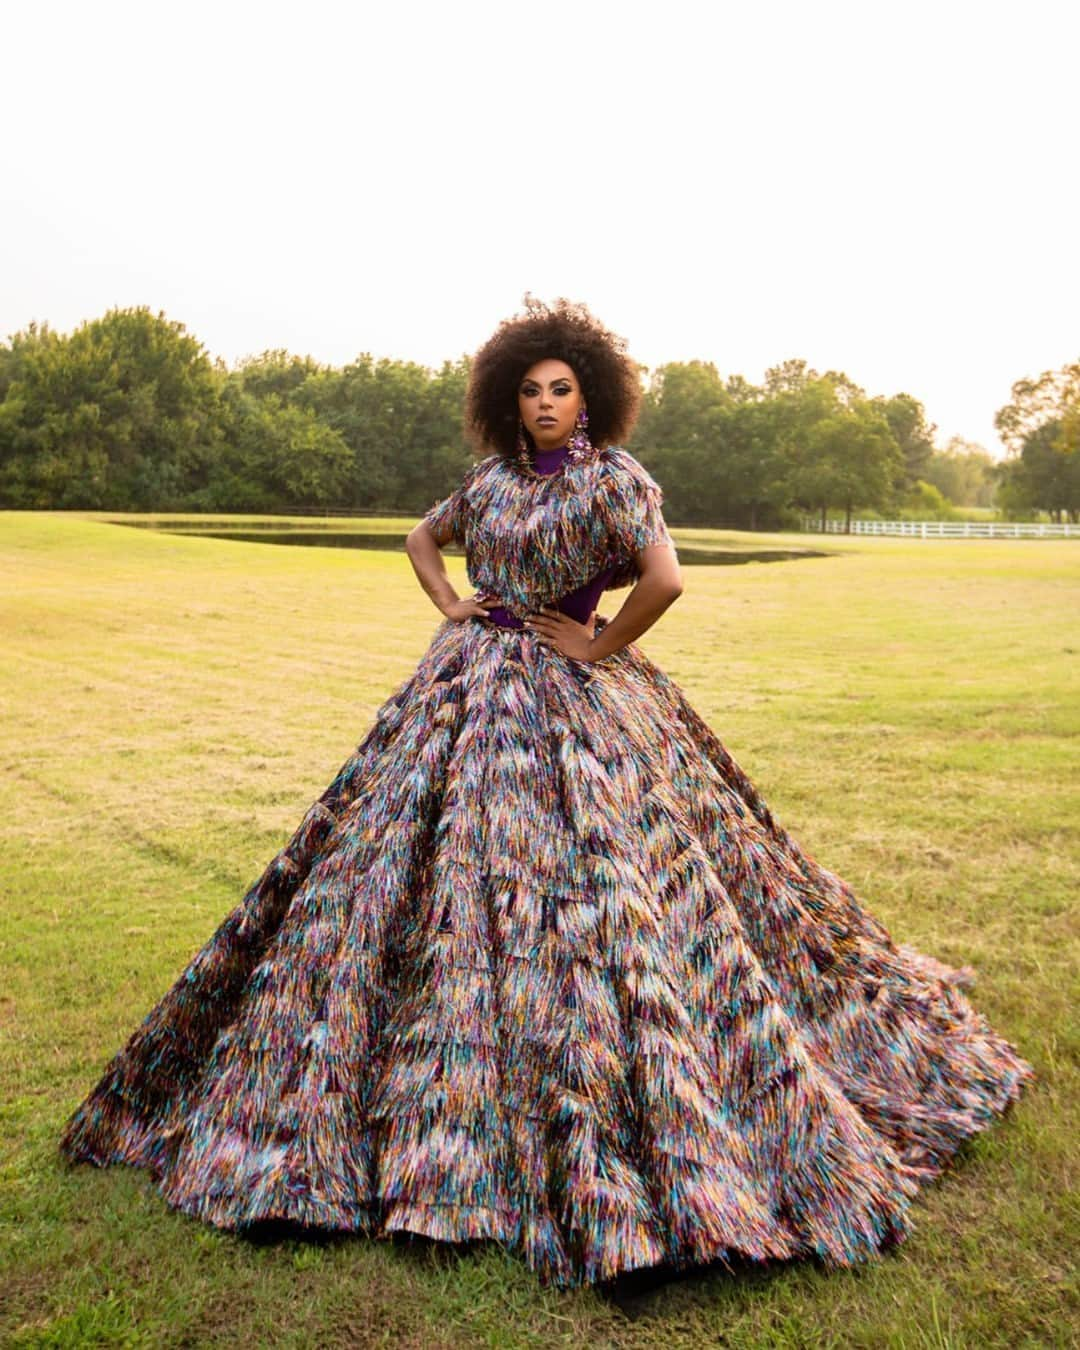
[422,445,676,621]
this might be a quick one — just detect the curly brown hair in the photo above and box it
[465,295,642,457]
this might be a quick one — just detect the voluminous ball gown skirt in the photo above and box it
[58,613,1035,1288]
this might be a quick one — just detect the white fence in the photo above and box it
[802,518,1077,538]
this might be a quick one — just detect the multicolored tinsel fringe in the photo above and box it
[58,448,1035,1287]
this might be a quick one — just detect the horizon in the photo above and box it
[4,0,1077,463]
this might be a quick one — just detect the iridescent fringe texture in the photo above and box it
[58,447,1035,1287]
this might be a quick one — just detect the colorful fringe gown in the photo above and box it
[58,442,1035,1287]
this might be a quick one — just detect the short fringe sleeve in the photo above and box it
[601,448,676,589]
[422,459,486,546]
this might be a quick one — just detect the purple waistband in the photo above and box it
[477,563,619,633]
[485,605,527,630]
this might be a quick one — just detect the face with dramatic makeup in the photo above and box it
[517,359,585,452]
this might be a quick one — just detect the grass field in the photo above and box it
[1,511,1077,1348]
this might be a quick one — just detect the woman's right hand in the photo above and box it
[442,593,498,623]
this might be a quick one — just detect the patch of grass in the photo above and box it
[1,511,1077,1347]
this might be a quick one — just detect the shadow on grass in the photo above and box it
[597,1250,803,1319]
[229,1217,835,1319]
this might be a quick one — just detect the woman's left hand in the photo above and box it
[524,605,597,661]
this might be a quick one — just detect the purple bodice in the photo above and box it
[484,445,617,630]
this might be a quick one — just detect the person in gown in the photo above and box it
[58,297,1035,1289]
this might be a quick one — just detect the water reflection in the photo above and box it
[112,523,828,565]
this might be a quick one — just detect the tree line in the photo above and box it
[0,306,1074,526]
[993,364,1080,523]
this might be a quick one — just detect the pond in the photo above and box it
[111,523,829,566]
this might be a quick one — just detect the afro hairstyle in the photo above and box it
[465,295,642,457]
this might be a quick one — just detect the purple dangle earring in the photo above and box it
[566,405,594,464]
[515,418,534,472]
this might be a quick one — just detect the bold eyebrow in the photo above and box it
[519,377,575,388]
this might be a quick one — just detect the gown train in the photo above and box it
[58,613,1035,1287]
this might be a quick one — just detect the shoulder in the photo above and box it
[454,452,503,497]
[597,445,665,497]
[466,452,503,482]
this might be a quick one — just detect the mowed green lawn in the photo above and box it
[1,511,1076,1348]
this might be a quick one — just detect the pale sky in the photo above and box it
[4,0,1077,459]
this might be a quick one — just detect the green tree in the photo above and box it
[763,358,816,396]
[715,397,795,530]
[396,357,474,508]
[901,480,957,520]
[994,361,1080,454]
[199,387,352,511]
[787,403,902,531]
[873,393,936,488]
[0,307,220,509]
[995,361,1080,521]
[923,438,997,508]
[233,349,327,402]
[296,355,440,509]
[631,362,733,523]
[1015,420,1079,521]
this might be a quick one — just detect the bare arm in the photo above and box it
[588,543,683,659]
[404,520,496,622]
